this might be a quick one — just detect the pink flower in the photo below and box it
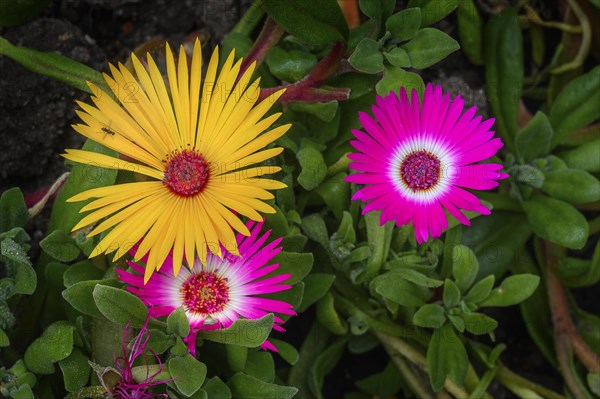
[117,221,295,355]
[346,84,508,243]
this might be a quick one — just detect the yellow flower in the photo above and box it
[64,40,289,282]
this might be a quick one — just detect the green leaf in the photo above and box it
[407,0,459,27]
[515,112,553,162]
[39,229,80,262]
[451,244,479,291]
[273,251,313,285]
[317,292,348,335]
[270,339,299,365]
[427,323,468,391]
[464,275,495,304]
[462,312,498,335]
[24,322,74,374]
[200,314,274,347]
[263,0,348,45]
[348,38,384,74]
[413,304,446,328]
[203,377,232,399]
[92,285,148,326]
[296,144,328,190]
[386,8,421,41]
[376,66,424,96]
[0,188,29,233]
[1,237,31,266]
[147,329,172,355]
[310,338,348,398]
[59,348,90,393]
[228,372,298,399]
[479,274,540,307]
[457,0,483,65]
[394,268,443,288]
[48,140,118,232]
[315,172,350,220]
[383,47,411,68]
[63,260,103,287]
[542,168,600,204]
[371,272,430,307]
[561,138,600,172]
[167,307,191,338]
[12,256,37,295]
[484,8,523,150]
[514,164,545,188]
[245,351,275,383]
[289,101,339,122]
[588,373,600,397]
[9,385,34,399]
[358,0,395,34]
[62,279,120,318]
[355,361,403,397]
[266,47,317,82]
[549,66,600,147]
[0,36,110,95]
[169,355,207,396]
[298,273,336,312]
[401,28,459,69]
[302,214,329,246]
[220,32,253,63]
[522,195,589,249]
[443,279,461,308]
[0,328,9,347]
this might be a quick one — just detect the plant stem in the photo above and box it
[495,365,566,399]
[240,16,284,74]
[551,0,592,74]
[231,0,265,36]
[544,241,600,374]
[381,339,434,398]
[258,42,350,103]
[375,331,471,398]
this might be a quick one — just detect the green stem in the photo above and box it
[231,0,265,36]
[495,365,566,399]
[381,339,433,398]
[551,0,592,74]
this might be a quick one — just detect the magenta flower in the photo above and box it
[346,84,508,243]
[117,221,295,355]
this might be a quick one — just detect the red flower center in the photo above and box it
[180,271,230,315]
[163,149,210,196]
[400,150,441,191]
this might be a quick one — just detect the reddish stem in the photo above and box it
[258,42,349,103]
[240,16,284,74]
[544,241,600,395]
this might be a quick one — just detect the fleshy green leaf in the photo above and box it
[401,28,459,69]
[298,273,336,312]
[561,138,600,172]
[443,279,461,308]
[515,112,553,162]
[39,229,80,262]
[522,195,589,249]
[317,292,348,335]
[549,66,600,147]
[451,244,479,291]
[24,322,74,374]
[386,8,421,41]
[266,47,317,82]
[200,314,274,347]
[348,38,384,74]
[273,251,313,285]
[407,0,459,27]
[457,0,483,65]
[413,304,446,328]
[479,274,540,307]
[0,188,29,233]
[358,0,395,34]
[427,324,468,391]
[270,339,300,365]
[371,272,430,307]
[542,168,600,204]
[376,66,424,96]
[63,260,103,287]
[92,285,148,326]
[59,348,90,393]
[228,372,298,399]
[263,0,348,45]
[167,307,190,338]
[383,47,411,68]
[169,355,207,396]
[462,312,498,335]
[310,337,347,398]
[244,351,275,383]
[297,144,328,190]
[464,275,495,304]
[62,279,120,318]
[203,377,232,399]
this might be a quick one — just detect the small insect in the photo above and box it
[101,127,116,137]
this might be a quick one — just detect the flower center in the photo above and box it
[180,271,229,315]
[400,150,441,191]
[163,149,209,196]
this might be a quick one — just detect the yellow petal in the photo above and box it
[63,149,163,180]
